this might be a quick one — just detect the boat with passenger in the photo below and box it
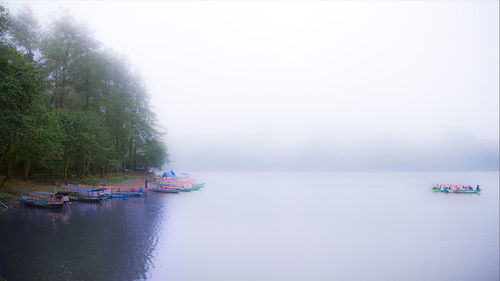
[20,191,70,208]
[432,184,481,193]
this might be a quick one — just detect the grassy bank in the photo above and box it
[0,173,151,208]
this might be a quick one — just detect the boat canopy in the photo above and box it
[61,185,107,192]
[30,192,54,196]
[162,171,174,177]
[163,170,190,177]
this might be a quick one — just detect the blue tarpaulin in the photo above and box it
[162,170,190,177]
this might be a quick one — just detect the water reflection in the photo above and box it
[0,193,167,281]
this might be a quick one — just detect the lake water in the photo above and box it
[0,172,498,281]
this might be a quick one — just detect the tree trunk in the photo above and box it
[83,159,90,177]
[6,158,12,180]
[100,167,105,178]
[64,151,70,181]
[0,143,10,163]
[24,159,31,181]
[77,160,81,178]
[1,147,10,186]
[85,50,90,110]
[128,138,133,172]
[57,45,70,108]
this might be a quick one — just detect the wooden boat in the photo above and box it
[107,186,144,198]
[126,191,143,197]
[20,192,66,208]
[152,186,180,193]
[432,184,481,194]
[70,193,111,202]
[154,170,206,193]
[57,185,110,202]
[432,189,480,194]
[191,183,205,190]
[110,193,128,198]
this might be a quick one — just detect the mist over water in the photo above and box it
[6,1,499,173]
[2,172,497,281]
[150,171,499,281]
[1,1,498,280]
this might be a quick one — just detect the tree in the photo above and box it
[0,45,45,184]
[1,8,169,181]
[9,6,40,62]
[40,13,91,108]
[0,4,10,40]
[14,106,63,180]
[143,138,168,172]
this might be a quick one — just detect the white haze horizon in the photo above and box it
[6,1,499,172]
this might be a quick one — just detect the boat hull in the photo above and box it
[432,189,480,194]
[125,192,143,197]
[21,195,64,208]
[70,194,111,202]
[152,187,180,193]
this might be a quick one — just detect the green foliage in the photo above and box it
[9,6,39,62]
[1,6,168,181]
[0,4,9,39]
[14,104,63,171]
[143,138,169,170]
[0,44,44,150]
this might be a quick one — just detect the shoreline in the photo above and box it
[0,173,152,209]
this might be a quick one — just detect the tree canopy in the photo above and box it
[0,5,168,183]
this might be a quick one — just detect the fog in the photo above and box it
[6,1,499,171]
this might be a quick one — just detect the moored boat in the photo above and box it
[152,186,180,193]
[107,186,144,198]
[154,170,205,192]
[20,192,67,208]
[191,183,205,190]
[57,185,110,202]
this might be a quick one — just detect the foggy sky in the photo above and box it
[6,1,499,171]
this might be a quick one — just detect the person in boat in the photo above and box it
[476,185,481,191]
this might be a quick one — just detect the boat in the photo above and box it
[154,170,205,192]
[20,192,68,208]
[57,185,111,202]
[110,192,128,198]
[151,185,181,193]
[126,190,143,197]
[107,186,144,197]
[191,183,205,190]
[432,184,481,194]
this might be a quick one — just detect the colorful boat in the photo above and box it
[20,192,66,208]
[155,170,205,192]
[191,183,205,190]
[107,186,144,198]
[57,185,110,202]
[151,185,181,193]
[432,184,481,194]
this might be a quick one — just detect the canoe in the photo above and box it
[432,189,480,194]
[70,193,111,202]
[125,191,143,197]
[21,194,64,208]
[110,193,127,198]
[152,187,180,193]
[191,183,205,190]
[58,185,111,202]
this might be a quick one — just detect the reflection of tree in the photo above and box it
[0,195,168,280]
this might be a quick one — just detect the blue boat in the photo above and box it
[58,185,110,202]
